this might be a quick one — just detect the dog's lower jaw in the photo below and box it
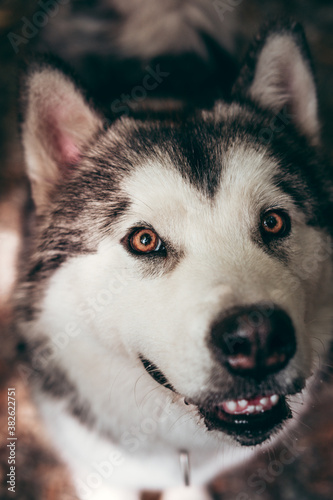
[140,354,302,446]
[199,395,293,446]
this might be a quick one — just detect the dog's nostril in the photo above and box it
[210,305,296,380]
[266,352,287,367]
[221,333,252,357]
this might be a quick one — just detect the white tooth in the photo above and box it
[247,405,255,413]
[260,397,268,406]
[238,400,248,408]
[270,395,279,405]
[226,401,237,412]
[256,405,263,412]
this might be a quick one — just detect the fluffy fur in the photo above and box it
[15,20,333,500]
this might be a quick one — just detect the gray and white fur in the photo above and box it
[15,18,333,500]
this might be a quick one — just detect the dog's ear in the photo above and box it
[232,21,319,145]
[21,62,103,211]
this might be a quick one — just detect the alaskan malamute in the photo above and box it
[15,18,333,500]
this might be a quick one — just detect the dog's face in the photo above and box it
[19,23,333,448]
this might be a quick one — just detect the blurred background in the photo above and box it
[0,1,333,499]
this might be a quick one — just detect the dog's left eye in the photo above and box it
[127,228,165,255]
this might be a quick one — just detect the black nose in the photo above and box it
[210,306,296,380]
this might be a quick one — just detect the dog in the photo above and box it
[14,18,333,500]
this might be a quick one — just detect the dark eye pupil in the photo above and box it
[140,234,152,246]
[265,215,277,229]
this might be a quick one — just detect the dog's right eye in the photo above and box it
[125,228,166,255]
[261,210,291,238]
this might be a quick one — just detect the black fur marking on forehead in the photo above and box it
[120,112,226,198]
[169,121,223,197]
[121,107,332,226]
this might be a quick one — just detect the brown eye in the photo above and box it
[129,228,162,254]
[261,211,290,237]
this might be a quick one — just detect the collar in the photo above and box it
[179,450,190,486]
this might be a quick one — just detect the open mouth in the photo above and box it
[199,393,292,445]
[140,355,296,445]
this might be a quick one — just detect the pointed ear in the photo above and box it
[21,62,103,210]
[232,21,320,145]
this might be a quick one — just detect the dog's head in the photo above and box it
[19,22,333,448]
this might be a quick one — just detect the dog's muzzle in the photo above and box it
[140,305,302,446]
[197,305,299,445]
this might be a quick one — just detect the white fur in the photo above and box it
[19,36,333,497]
[25,143,333,498]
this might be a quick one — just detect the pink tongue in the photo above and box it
[220,395,277,415]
